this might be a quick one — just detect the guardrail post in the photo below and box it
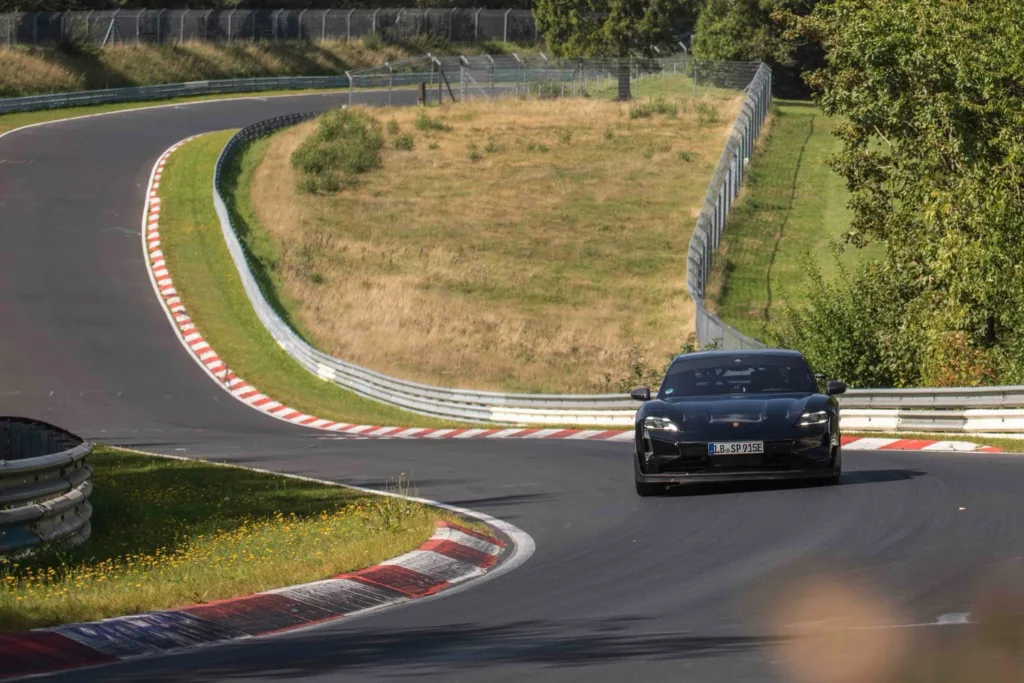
[345,70,353,107]
[387,62,393,106]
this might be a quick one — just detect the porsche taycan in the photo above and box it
[631,349,846,496]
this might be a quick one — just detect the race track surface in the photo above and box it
[2,93,1023,683]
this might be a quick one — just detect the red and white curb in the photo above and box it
[141,138,1000,454]
[0,520,508,681]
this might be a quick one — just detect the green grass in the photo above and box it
[591,72,738,102]
[0,447,483,632]
[159,131,461,428]
[708,101,885,339]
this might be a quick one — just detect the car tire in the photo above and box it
[634,454,662,497]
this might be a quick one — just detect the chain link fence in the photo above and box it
[0,9,538,47]
[687,63,772,349]
[345,55,760,108]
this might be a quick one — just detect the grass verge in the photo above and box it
[159,130,467,428]
[246,93,741,393]
[0,446,484,632]
[707,101,885,339]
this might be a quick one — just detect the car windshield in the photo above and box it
[658,354,818,398]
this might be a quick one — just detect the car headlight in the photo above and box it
[644,416,680,432]
[797,410,829,426]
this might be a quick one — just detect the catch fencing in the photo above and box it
[687,63,771,350]
[0,9,537,47]
[0,418,93,556]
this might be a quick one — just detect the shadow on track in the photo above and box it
[94,618,792,682]
[659,469,926,498]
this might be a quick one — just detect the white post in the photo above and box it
[227,8,236,42]
[474,8,482,42]
[180,10,186,43]
[503,9,511,43]
[298,9,306,41]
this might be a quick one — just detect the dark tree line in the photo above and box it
[1,1,535,10]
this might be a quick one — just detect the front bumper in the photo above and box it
[638,428,837,479]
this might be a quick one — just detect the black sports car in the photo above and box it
[631,349,846,496]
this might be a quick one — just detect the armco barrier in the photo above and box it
[209,111,1024,433]
[0,418,93,556]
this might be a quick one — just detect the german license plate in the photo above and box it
[709,441,764,456]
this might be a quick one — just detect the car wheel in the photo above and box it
[633,454,662,497]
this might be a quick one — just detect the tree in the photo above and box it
[534,0,701,100]
[692,0,821,97]
[779,0,1024,386]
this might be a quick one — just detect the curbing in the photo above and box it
[0,519,509,681]
[142,137,1001,454]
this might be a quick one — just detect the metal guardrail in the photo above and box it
[0,75,350,115]
[687,62,771,350]
[0,418,93,556]
[205,72,1024,433]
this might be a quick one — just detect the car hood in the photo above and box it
[657,394,816,425]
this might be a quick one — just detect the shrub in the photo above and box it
[428,141,440,150]
[604,126,615,140]
[362,32,382,50]
[696,100,720,126]
[415,112,451,132]
[386,119,400,136]
[678,151,693,162]
[629,96,678,120]
[393,133,415,151]
[467,143,482,162]
[484,137,505,154]
[290,109,384,194]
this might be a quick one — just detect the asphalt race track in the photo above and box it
[3,92,1024,683]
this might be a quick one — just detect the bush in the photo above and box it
[386,119,401,136]
[696,101,720,126]
[393,133,415,151]
[362,32,382,50]
[415,112,451,132]
[467,143,482,162]
[484,137,505,154]
[629,96,679,120]
[290,109,384,194]
[678,151,693,162]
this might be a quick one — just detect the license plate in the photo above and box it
[708,441,764,456]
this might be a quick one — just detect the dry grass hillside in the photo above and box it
[0,39,519,97]
[249,92,741,393]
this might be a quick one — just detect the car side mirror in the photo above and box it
[826,380,847,396]
[630,387,651,402]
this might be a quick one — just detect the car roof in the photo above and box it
[670,348,807,363]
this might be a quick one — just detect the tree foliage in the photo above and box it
[692,0,820,97]
[534,0,700,58]
[771,0,1024,387]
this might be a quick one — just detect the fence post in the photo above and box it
[372,9,379,36]
[345,70,353,107]
[33,10,39,44]
[387,63,393,106]
[181,10,187,43]
[423,9,429,39]
[136,9,142,44]
[227,8,235,42]
[474,8,481,42]
[503,8,511,43]
[460,66,467,102]
[297,9,306,40]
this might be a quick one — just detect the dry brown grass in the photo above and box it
[250,93,741,393]
[0,39,508,97]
